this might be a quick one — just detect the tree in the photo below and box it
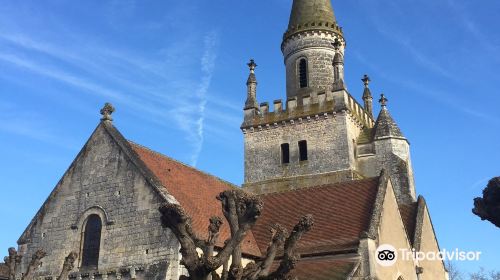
[473,177,500,228]
[470,268,500,280]
[446,261,463,280]
[159,189,314,280]
[57,252,78,280]
[4,247,46,280]
[3,248,77,280]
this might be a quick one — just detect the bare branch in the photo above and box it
[205,216,223,258]
[265,215,314,280]
[58,252,78,280]
[159,190,314,280]
[213,190,263,275]
[5,247,22,280]
[21,249,46,280]
[159,203,204,277]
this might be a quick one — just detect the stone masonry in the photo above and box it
[17,124,183,280]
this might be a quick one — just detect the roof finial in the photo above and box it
[248,59,257,74]
[332,38,341,51]
[100,102,115,121]
[379,94,388,107]
[362,74,371,88]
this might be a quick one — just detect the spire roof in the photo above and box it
[362,75,372,100]
[373,95,405,139]
[288,0,336,29]
[284,0,343,41]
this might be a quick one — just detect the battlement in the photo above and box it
[241,90,374,132]
[283,22,343,46]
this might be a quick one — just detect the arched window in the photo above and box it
[81,214,102,269]
[298,58,308,88]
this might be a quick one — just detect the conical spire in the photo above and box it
[284,0,342,41]
[244,59,259,110]
[288,0,336,29]
[373,94,405,139]
[361,75,374,118]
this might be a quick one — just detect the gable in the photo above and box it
[16,121,181,276]
[375,179,417,279]
[18,122,175,245]
[413,197,447,280]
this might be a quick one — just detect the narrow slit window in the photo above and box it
[281,143,290,164]
[299,140,308,161]
[299,59,308,88]
[81,214,102,269]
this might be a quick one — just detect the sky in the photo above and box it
[0,0,499,274]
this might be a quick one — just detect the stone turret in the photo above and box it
[332,39,346,91]
[361,75,373,118]
[244,59,259,119]
[372,95,416,204]
[282,0,345,99]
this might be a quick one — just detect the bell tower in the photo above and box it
[241,0,377,194]
[282,0,346,99]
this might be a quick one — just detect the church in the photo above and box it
[2,0,449,279]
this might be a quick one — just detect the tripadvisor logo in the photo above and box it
[376,244,397,267]
[375,244,482,267]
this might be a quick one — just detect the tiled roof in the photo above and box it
[129,142,261,257]
[253,178,380,255]
[272,257,357,280]
[0,263,9,280]
[399,202,418,246]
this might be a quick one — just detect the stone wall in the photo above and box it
[282,31,345,99]
[243,111,362,185]
[17,125,180,280]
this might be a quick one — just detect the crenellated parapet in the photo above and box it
[241,90,374,133]
[281,28,345,56]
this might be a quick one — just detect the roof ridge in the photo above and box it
[258,176,380,197]
[127,140,239,189]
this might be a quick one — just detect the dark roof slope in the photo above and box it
[399,202,418,245]
[373,107,404,139]
[272,257,358,280]
[253,178,380,255]
[130,142,261,257]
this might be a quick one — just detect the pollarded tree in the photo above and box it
[159,189,314,280]
[3,248,77,280]
[4,247,46,280]
[472,177,500,228]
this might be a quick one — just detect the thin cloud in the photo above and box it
[170,31,219,166]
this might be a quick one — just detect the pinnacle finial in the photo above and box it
[248,59,257,74]
[379,94,388,107]
[362,74,371,88]
[100,102,115,121]
[332,39,341,51]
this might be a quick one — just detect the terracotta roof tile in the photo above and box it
[399,202,418,245]
[272,257,357,280]
[129,142,261,256]
[253,178,380,255]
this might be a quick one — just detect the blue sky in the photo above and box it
[0,0,499,274]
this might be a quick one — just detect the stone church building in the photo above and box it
[3,0,449,279]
